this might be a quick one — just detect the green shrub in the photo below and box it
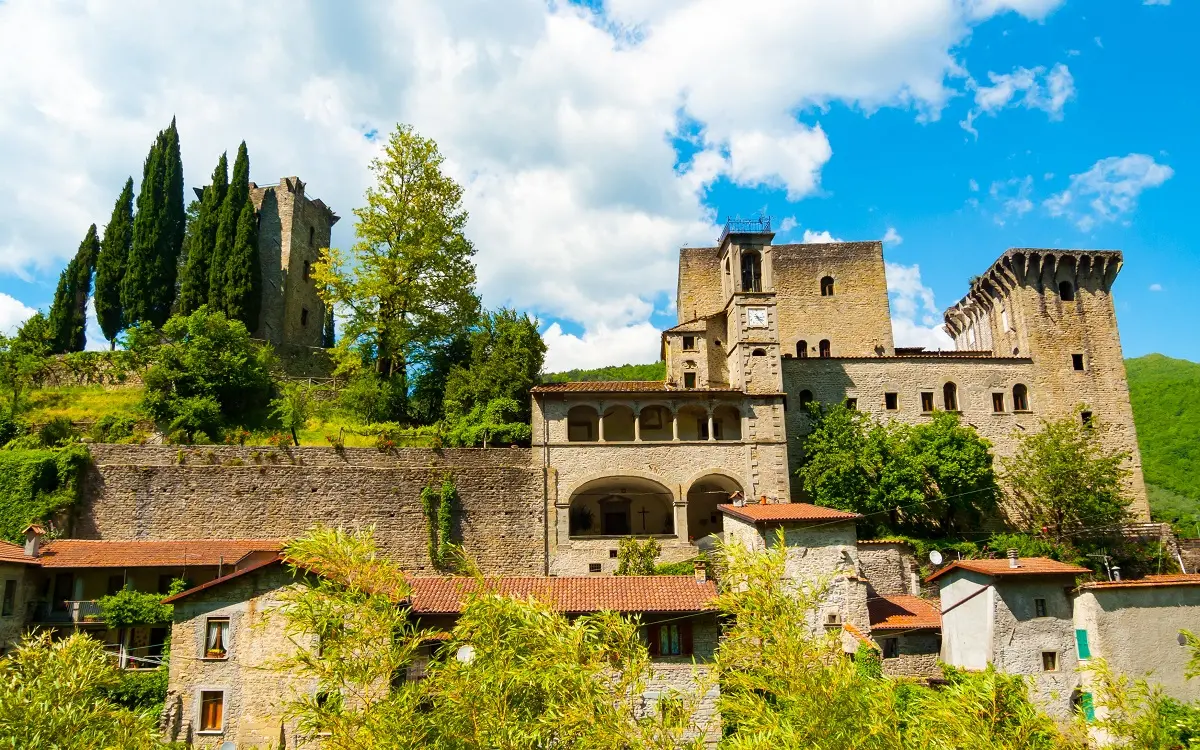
[0,444,89,542]
[0,413,23,446]
[615,537,660,576]
[102,667,168,713]
[97,589,172,629]
[37,416,78,447]
[88,414,137,443]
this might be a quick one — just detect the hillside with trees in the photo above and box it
[1127,354,1200,532]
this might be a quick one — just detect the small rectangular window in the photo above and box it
[920,392,935,413]
[609,549,618,559]
[992,393,1006,413]
[884,392,898,411]
[1072,353,1085,371]
[845,398,858,410]
[1042,651,1058,672]
[300,307,310,326]
[1,580,15,617]
[302,260,311,281]
[588,563,602,574]
[682,335,696,351]
[1081,411,1094,429]
[697,418,709,440]
[205,617,230,659]
[683,372,696,389]
[199,690,224,732]
[1034,598,1047,618]
[882,638,899,659]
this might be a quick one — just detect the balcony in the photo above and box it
[718,215,772,245]
[33,600,105,625]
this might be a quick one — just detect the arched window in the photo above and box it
[741,252,762,292]
[797,340,808,358]
[819,339,831,358]
[751,348,766,357]
[943,382,959,411]
[798,390,814,406]
[1059,280,1075,302]
[1012,383,1029,411]
[820,276,835,296]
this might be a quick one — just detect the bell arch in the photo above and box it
[567,475,675,538]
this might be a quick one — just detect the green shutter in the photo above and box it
[1081,691,1096,722]
[1075,628,1092,660]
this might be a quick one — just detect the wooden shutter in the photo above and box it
[647,624,660,656]
[1075,629,1091,660]
[681,622,693,656]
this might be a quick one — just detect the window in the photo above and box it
[609,549,618,559]
[1,580,15,617]
[798,390,814,406]
[106,574,125,596]
[683,372,696,389]
[199,691,224,732]
[205,617,230,659]
[1012,384,1029,411]
[820,276,835,296]
[1001,308,1010,332]
[158,574,176,594]
[741,252,762,292]
[920,392,935,413]
[751,348,766,356]
[845,398,858,410]
[300,307,310,326]
[992,393,1005,413]
[309,225,315,246]
[884,392,898,411]
[797,340,808,358]
[943,382,959,411]
[819,339,831,358]
[882,638,899,659]
[588,563,602,573]
[302,260,311,281]
[1081,411,1094,429]
[1059,280,1075,302]
[1072,353,1085,371]
[1042,651,1059,672]
[682,335,696,351]
[697,418,709,441]
[647,622,692,657]
[1034,598,1047,618]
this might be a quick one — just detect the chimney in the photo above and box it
[694,560,707,584]
[759,494,768,505]
[1007,549,1019,569]
[731,492,745,508]
[23,524,45,558]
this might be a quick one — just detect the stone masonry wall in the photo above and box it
[79,446,545,575]
[991,577,1081,719]
[880,632,942,678]
[859,543,919,597]
[677,247,724,324]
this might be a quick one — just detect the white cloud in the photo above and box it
[1144,0,1170,5]
[960,63,1074,137]
[882,227,903,245]
[1044,153,1174,231]
[777,216,798,233]
[542,321,661,372]
[0,0,1068,356]
[968,178,980,192]
[988,175,1035,223]
[0,293,37,336]
[884,262,953,350]
[1149,283,1163,292]
[802,229,843,244]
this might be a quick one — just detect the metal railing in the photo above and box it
[718,215,772,244]
[34,600,104,624]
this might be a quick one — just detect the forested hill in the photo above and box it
[544,354,1200,531]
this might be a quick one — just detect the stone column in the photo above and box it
[707,406,716,442]
[633,406,642,442]
[598,403,606,442]
[671,407,680,441]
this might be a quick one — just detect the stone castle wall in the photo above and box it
[677,247,724,323]
[78,446,545,575]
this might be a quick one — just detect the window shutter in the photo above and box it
[1081,692,1095,722]
[647,625,660,656]
[681,622,693,656]
[1075,629,1091,660]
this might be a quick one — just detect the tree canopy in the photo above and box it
[46,224,99,354]
[123,118,184,328]
[178,151,228,315]
[94,178,134,347]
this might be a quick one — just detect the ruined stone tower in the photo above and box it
[247,177,339,349]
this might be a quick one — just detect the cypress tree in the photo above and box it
[47,225,99,353]
[177,152,228,313]
[160,118,186,309]
[210,141,250,310]
[94,178,134,347]
[223,200,262,331]
[123,120,185,328]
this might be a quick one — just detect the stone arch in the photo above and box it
[567,474,675,538]
[676,403,708,441]
[1012,383,1030,411]
[684,471,745,544]
[798,389,814,406]
[637,403,675,441]
[1058,280,1075,302]
[820,275,835,296]
[566,405,599,442]
[602,403,635,441]
[943,381,959,411]
[796,340,808,358]
[819,339,831,358]
[741,250,762,292]
[712,404,742,440]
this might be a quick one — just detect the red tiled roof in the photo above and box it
[843,623,879,651]
[408,576,717,615]
[531,381,741,394]
[37,539,282,568]
[163,554,285,603]
[1078,573,1200,591]
[718,502,861,524]
[0,541,37,565]
[925,557,1089,583]
[868,595,941,630]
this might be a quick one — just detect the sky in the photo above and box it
[0,0,1195,371]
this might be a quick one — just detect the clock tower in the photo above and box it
[717,219,784,395]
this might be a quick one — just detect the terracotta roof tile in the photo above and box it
[162,554,284,603]
[925,557,1089,583]
[843,623,879,651]
[868,595,941,630]
[858,539,912,546]
[718,502,861,524]
[663,318,710,333]
[0,541,37,565]
[408,576,717,615]
[531,381,741,394]
[1078,573,1200,590]
[37,539,282,569]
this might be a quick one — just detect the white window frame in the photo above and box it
[196,688,226,734]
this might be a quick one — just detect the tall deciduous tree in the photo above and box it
[94,178,134,348]
[221,198,261,331]
[1003,407,1132,539]
[47,224,99,354]
[209,141,250,311]
[123,119,184,327]
[177,152,228,314]
[313,124,480,420]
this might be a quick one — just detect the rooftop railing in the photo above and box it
[718,215,772,245]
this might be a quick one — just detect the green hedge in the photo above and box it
[0,444,89,543]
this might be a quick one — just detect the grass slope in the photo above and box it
[1126,354,1200,529]
[542,362,665,382]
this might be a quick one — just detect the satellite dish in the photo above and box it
[929,550,944,566]
[456,644,476,664]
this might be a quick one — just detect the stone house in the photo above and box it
[162,556,721,748]
[866,594,942,678]
[1074,573,1200,704]
[0,540,39,656]
[928,555,1090,718]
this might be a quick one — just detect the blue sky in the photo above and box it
[0,0,1194,368]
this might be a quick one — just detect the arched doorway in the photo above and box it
[686,474,743,545]
[568,476,675,537]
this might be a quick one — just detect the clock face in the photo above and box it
[747,308,767,328]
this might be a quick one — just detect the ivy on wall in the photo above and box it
[0,444,90,543]
[421,474,459,570]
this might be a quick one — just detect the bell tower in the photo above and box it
[718,217,784,395]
